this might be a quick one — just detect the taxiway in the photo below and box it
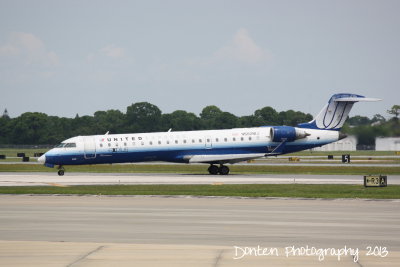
[1,172,399,186]
[0,195,399,266]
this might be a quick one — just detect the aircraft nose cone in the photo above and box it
[38,154,46,164]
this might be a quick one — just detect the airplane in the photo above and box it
[38,93,380,176]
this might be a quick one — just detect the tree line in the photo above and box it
[0,103,398,145]
[342,105,400,146]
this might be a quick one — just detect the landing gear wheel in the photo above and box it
[57,166,65,176]
[208,165,219,175]
[218,165,230,175]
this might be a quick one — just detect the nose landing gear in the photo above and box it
[208,164,230,175]
[57,166,65,176]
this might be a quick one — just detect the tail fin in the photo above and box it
[298,93,381,130]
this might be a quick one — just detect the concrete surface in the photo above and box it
[1,172,400,186]
[0,195,399,266]
[1,241,399,267]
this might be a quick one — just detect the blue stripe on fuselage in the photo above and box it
[44,142,326,166]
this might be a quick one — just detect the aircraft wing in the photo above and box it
[184,153,266,164]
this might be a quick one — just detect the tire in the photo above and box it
[219,165,230,175]
[58,170,65,176]
[208,165,219,175]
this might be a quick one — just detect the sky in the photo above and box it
[0,0,399,120]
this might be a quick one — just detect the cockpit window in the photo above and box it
[55,143,76,148]
[64,143,76,148]
[55,143,66,148]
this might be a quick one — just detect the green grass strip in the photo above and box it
[290,151,400,156]
[0,184,399,199]
[1,164,399,175]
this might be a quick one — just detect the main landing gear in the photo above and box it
[57,166,65,176]
[208,164,230,175]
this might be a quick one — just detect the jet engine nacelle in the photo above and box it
[270,126,310,142]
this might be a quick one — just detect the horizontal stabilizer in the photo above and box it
[334,97,382,102]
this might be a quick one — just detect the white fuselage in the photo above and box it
[39,126,339,167]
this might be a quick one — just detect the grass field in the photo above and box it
[0,184,398,199]
[292,150,400,156]
[0,148,48,157]
[1,148,398,199]
[0,163,399,175]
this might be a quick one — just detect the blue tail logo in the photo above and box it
[298,93,381,131]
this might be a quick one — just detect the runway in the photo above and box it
[1,172,400,186]
[1,170,399,266]
[0,195,399,266]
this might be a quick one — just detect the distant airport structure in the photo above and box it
[375,137,400,151]
[312,135,357,151]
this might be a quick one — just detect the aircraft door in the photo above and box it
[83,136,96,159]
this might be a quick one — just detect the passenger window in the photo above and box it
[249,137,252,141]
[158,141,161,145]
[199,139,202,143]
[100,144,103,148]
[192,139,195,143]
[241,137,244,141]
[149,141,153,145]
[224,138,227,142]
[183,140,187,144]
[108,143,111,147]
[233,137,236,141]
[215,138,219,142]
